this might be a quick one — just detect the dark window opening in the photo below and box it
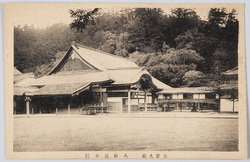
[108,92,128,97]
[205,93,216,99]
[183,93,193,99]
[163,94,172,99]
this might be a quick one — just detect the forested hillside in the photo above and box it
[14,8,238,87]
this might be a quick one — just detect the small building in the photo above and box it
[157,87,220,112]
[14,43,171,115]
[220,67,238,112]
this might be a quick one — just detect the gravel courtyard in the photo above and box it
[13,113,238,152]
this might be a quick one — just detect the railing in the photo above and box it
[139,103,158,111]
[158,99,219,104]
[82,105,108,115]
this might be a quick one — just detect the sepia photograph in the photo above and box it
[3,3,247,159]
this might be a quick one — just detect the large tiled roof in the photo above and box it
[14,43,172,95]
[33,83,91,95]
[14,86,40,96]
[151,77,172,90]
[17,71,112,87]
[107,68,147,85]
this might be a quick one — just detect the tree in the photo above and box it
[205,8,238,41]
[182,70,207,87]
[14,7,239,88]
[126,8,165,52]
[14,24,75,74]
[69,8,99,32]
[130,48,204,87]
[168,8,201,47]
[208,8,228,27]
[175,28,219,73]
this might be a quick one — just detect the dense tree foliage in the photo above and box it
[14,7,238,87]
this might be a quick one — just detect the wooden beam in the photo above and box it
[128,89,131,113]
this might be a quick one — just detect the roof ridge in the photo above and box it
[107,67,143,70]
[75,43,135,63]
[51,70,105,76]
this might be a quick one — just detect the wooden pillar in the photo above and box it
[68,98,71,115]
[14,100,16,115]
[232,94,235,112]
[198,102,200,112]
[176,102,179,112]
[218,94,221,113]
[100,86,103,114]
[25,96,31,115]
[100,86,103,106]
[144,92,147,112]
[137,94,140,110]
[128,89,131,113]
[152,92,155,104]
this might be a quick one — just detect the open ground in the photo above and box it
[13,112,238,152]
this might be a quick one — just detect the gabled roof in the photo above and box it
[48,43,138,75]
[74,44,138,70]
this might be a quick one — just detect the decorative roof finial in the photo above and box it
[71,41,79,49]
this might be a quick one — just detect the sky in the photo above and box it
[8,3,239,29]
